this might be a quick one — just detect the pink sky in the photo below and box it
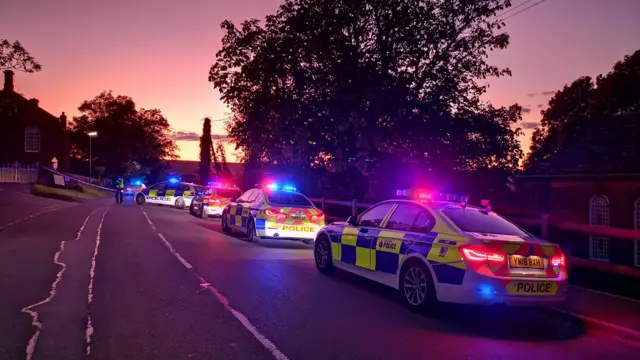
[2,0,639,162]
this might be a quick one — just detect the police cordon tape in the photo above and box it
[307,197,640,278]
[40,166,116,193]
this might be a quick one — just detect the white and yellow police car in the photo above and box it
[135,178,203,209]
[313,190,568,312]
[221,183,326,244]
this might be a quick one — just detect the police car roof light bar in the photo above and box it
[168,178,179,184]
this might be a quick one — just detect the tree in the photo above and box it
[69,91,177,176]
[525,49,640,168]
[212,140,222,176]
[0,39,42,73]
[199,118,213,185]
[216,141,232,177]
[209,0,523,187]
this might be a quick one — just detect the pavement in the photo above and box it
[1,188,639,360]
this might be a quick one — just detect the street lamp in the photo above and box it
[88,131,98,178]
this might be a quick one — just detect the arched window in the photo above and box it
[589,195,610,262]
[634,198,640,267]
[25,126,41,153]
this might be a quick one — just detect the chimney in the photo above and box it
[3,70,14,91]
[29,98,39,107]
[60,112,67,128]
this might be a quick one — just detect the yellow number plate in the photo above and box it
[505,281,558,296]
[509,255,545,269]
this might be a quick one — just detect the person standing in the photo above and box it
[115,176,125,204]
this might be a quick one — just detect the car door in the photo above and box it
[147,182,168,204]
[162,182,180,204]
[239,190,261,231]
[339,202,396,270]
[375,203,435,275]
[229,189,255,229]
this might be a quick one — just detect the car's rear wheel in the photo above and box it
[221,212,231,233]
[199,205,206,219]
[136,194,145,205]
[314,235,334,275]
[247,219,259,243]
[175,197,186,209]
[399,259,437,313]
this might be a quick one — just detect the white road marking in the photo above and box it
[141,208,156,230]
[85,207,110,357]
[21,207,101,360]
[0,205,67,232]
[158,233,193,269]
[142,209,289,360]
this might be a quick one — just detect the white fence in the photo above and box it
[0,163,38,183]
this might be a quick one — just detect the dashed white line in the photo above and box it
[85,207,110,357]
[141,208,156,230]
[21,207,101,360]
[141,208,288,360]
[158,233,193,269]
[0,205,66,232]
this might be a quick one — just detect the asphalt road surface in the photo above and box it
[1,187,638,360]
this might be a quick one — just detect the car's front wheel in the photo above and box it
[246,219,259,243]
[314,235,334,275]
[221,212,231,233]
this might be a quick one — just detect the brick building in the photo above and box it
[0,70,69,172]
[516,112,640,267]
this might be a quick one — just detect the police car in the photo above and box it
[124,179,145,196]
[221,183,326,244]
[313,189,568,311]
[190,182,243,218]
[135,178,203,209]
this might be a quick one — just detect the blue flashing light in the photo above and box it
[133,180,142,186]
[282,185,297,192]
[267,183,279,190]
[168,178,179,184]
[477,284,497,299]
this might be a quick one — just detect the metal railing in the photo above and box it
[0,162,38,183]
[308,197,640,278]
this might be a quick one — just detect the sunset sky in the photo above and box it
[2,0,639,162]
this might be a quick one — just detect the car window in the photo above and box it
[384,204,421,231]
[441,207,529,237]
[238,190,255,203]
[265,191,314,207]
[411,211,434,233]
[216,188,243,199]
[181,184,192,191]
[153,183,167,191]
[358,203,395,228]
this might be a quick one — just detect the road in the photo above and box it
[0,187,638,360]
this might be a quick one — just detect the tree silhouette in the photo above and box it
[0,39,42,73]
[211,139,222,176]
[209,0,523,184]
[525,49,640,168]
[216,141,231,177]
[69,91,177,176]
[199,118,213,185]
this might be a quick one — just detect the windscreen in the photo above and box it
[215,188,243,199]
[441,207,529,237]
[265,191,314,207]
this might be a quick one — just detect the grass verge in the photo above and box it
[31,183,113,202]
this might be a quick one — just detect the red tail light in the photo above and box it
[265,209,276,216]
[551,253,565,267]
[460,244,505,264]
[311,210,325,222]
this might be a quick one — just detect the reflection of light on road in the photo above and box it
[86,207,110,357]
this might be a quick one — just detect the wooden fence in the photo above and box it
[308,197,640,278]
[0,162,38,183]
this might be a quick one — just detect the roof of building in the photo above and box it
[0,70,60,123]
[521,112,640,177]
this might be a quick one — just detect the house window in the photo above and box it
[589,195,610,262]
[25,126,41,153]
[634,198,640,267]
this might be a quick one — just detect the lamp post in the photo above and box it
[88,131,98,179]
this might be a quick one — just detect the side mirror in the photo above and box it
[346,216,358,226]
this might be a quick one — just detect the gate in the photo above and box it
[0,162,39,183]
